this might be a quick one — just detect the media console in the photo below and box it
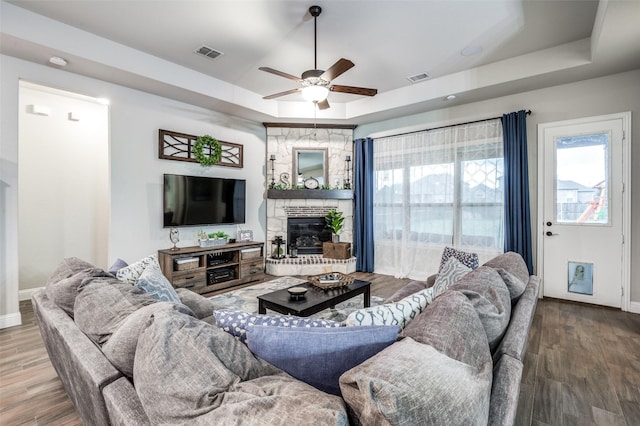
[158,241,265,296]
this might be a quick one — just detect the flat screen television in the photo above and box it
[163,174,246,227]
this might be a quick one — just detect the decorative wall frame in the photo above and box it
[158,129,243,168]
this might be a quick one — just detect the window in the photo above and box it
[372,119,504,278]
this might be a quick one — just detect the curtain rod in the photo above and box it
[377,110,532,139]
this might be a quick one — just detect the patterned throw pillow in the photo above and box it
[438,246,479,273]
[344,288,433,329]
[135,259,181,303]
[432,257,472,298]
[213,310,343,344]
[116,254,157,284]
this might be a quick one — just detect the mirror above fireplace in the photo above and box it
[293,148,328,187]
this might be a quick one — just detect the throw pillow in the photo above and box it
[438,246,479,272]
[45,266,111,317]
[494,268,527,302]
[134,310,348,425]
[483,251,530,291]
[116,253,157,284]
[432,257,472,298]
[247,325,400,396]
[74,276,157,345]
[102,301,195,377]
[135,259,181,303]
[213,310,343,344]
[45,257,96,287]
[449,266,512,351]
[108,258,128,276]
[344,288,433,329]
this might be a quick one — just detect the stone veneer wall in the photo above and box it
[266,127,354,262]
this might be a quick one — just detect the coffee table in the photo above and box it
[257,279,371,317]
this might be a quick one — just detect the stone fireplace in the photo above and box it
[265,125,356,276]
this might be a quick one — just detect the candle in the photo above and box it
[345,155,351,161]
[270,154,276,161]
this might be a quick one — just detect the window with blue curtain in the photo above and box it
[372,119,504,279]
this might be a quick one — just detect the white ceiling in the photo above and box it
[2,0,639,125]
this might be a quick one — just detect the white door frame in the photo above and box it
[537,112,632,311]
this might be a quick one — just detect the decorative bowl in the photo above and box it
[287,286,307,300]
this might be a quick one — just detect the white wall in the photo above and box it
[18,82,110,291]
[355,69,640,305]
[0,54,267,326]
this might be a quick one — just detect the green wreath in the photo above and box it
[194,135,222,166]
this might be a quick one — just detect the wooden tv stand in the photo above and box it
[158,242,265,296]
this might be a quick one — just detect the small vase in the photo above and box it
[331,234,340,243]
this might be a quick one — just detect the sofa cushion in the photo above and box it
[483,251,530,288]
[432,256,472,297]
[339,336,492,425]
[102,301,195,377]
[175,288,217,320]
[384,280,428,303]
[449,266,512,351]
[401,289,491,368]
[74,276,157,345]
[45,264,111,317]
[438,246,479,272]
[344,288,433,329]
[134,310,348,425]
[494,268,527,302]
[213,310,342,344]
[247,325,399,396]
[115,254,157,284]
[134,259,181,303]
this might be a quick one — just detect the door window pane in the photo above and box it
[555,133,609,224]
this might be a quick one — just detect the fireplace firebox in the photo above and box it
[287,217,331,255]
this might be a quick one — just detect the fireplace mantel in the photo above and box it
[267,189,353,200]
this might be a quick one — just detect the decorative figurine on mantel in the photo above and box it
[169,228,180,251]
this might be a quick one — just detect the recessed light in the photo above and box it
[460,45,483,57]
[445,94,456,101]
[49,56,68,66]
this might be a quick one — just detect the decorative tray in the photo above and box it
[307,272,354,290]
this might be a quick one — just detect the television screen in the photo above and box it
[163,174,246,227]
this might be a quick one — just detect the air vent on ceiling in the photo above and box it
[407,72,431,83]
[194,45,224,60]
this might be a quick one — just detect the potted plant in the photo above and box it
[198,230,229,247]
[325,210,344,243]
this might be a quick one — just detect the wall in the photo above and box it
[0,54,266,326]
[18,82,109,291]
[355,69,640,307]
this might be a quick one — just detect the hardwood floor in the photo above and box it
[1,274,638,425]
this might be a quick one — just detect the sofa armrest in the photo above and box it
[32,289,122,426]
[103,377,152,426]
[488,354,523,426]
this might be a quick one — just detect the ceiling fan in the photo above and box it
[259,5,377,110]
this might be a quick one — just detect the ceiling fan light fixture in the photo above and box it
[301,85,329,102]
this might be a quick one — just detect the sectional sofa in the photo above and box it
[32,251,539,425]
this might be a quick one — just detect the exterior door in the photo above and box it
[538,114,627,308]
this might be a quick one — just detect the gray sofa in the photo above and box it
[33,252,539,425]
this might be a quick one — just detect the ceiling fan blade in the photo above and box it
[263,88,302,100]
[331,85,378,97]
[320,58,354,81]
[259,67,303,82]
[317,99,330,110]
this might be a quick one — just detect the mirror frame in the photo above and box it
[292,147,328,187]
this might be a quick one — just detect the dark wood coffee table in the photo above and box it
[257,279,371,317]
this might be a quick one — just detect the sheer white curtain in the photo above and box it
[373,119,504,279]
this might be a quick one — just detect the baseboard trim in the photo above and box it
[629,301,640,314]
[19,287,43,301]
[0,312,22,329]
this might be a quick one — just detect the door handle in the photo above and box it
[545,231,558,236]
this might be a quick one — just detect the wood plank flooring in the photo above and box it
[1,273,638,425]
